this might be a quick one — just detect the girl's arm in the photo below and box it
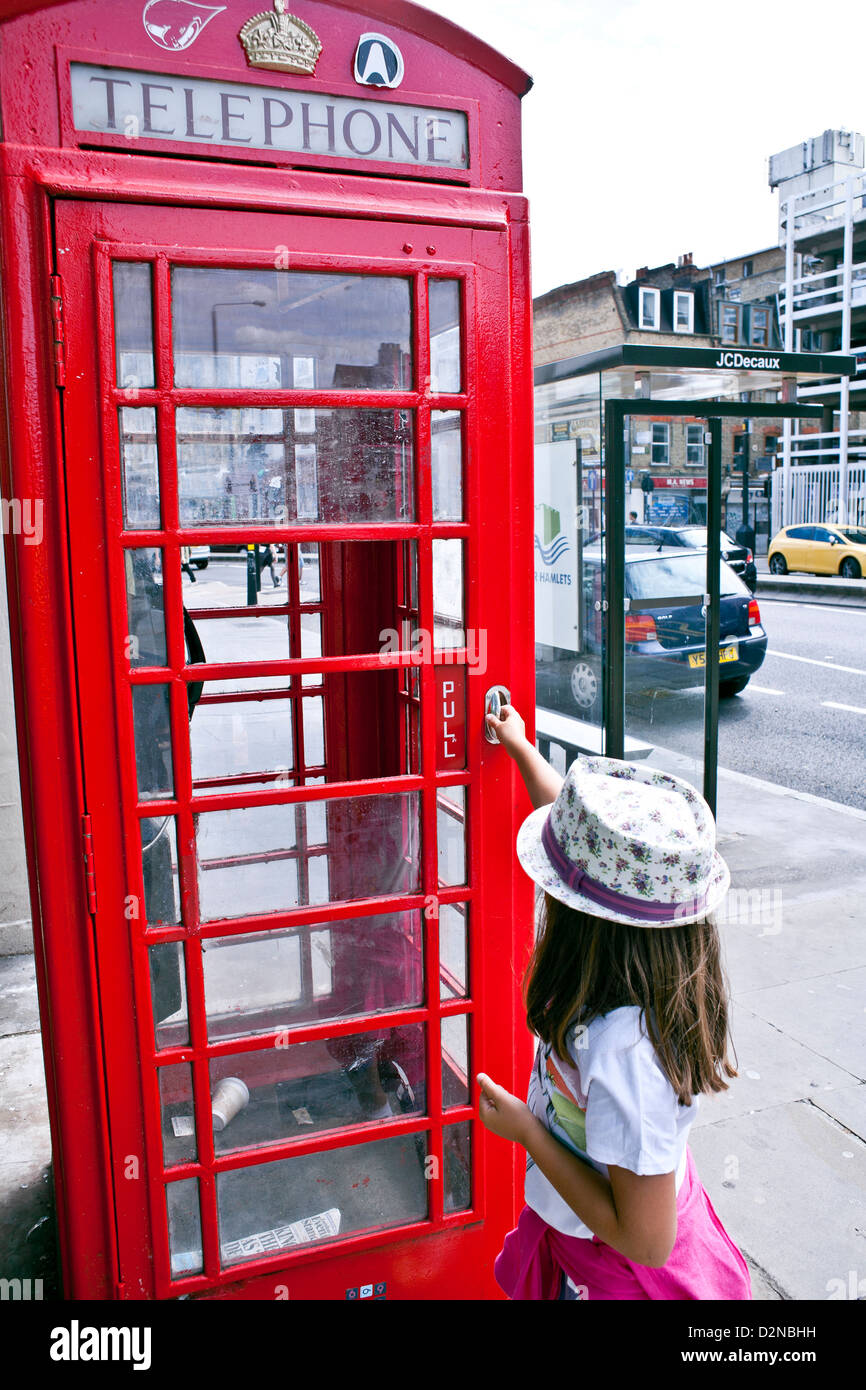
[477,1073,677,1269]
[485,705,563,810]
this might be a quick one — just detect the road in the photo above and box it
[622,596,866,810]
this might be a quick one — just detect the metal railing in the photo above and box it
[771,461,866,531]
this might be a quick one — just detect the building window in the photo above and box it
[651,422,670,465]
[749,306,770,348]
[742,259,754,278]
[686,424,705,467]
[639,287,660,330]
[673,291,694,333]
[720,303,741,343]
[765,434,779,455]
[713,267,726,287]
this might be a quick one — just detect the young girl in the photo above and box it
[478,704,751,1301]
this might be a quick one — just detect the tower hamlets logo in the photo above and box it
[142,0,226,51]
[535,504,570,565]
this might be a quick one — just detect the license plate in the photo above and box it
[688,644,739,669]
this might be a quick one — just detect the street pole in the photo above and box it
[246,543,258,606]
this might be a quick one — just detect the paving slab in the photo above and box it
[717,881,866,992]
[738,967,866,1082]
[691,1002,856,1129]
[689,1100,866,1301]
[808,1084,866,1145]
[0,953,41,1037]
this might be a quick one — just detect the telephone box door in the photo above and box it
[54,198,530,1299]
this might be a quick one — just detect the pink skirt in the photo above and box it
[495,1147,752,1301]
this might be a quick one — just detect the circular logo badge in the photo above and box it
[354,33,405,89]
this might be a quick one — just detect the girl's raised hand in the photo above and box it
[476,1072,535,1146]
[484,703,526,757]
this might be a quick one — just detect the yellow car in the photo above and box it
[768,524,866,578]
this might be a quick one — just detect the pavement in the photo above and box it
[3,747,866,1302]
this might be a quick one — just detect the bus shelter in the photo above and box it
[533,344,857,813]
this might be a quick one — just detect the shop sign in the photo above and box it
[70,63,468,169]
[652,476,707,488]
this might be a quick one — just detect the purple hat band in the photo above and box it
[540,814,708,923]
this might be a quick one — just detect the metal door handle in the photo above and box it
[484,685,511,743]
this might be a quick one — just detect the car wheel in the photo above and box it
[768,553,787,575]
[840,557,861,579]
[570,660,600,715]
[719,675,750,697]
[191,559,209,570]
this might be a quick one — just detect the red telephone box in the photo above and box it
[0,1,535,1298]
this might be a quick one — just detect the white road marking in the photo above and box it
[759,598,866,615]
[822,701,866,716]
[748,685,786,695]
[767,651,866,677]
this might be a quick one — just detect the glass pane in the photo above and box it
[113,261,155,389]
[437,786,466,887]
[439,903,467,1000]
[176,408,414,527]
[132,685,174,801]
[167,1178,203,1279]
[202,912,424,1041]
[125,548,167,667]
[150,941,188,1049]
[433,539,464,649]
[171,268,412,389]
[184,541,418,663]
[429,280,461,393]
[141,816,181,927]
[217,1132,428,1267]
[444,1121,472,1213]
[431,411,463,521]
[208,1022,425,1154]
[196,792,421,921]
[119,407,159,529]
[191,687,294,795]
[442,1014,469,1107]
[159,1063,196,1166]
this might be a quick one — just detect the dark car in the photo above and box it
[535,546,767,718]
[625,525,757,592]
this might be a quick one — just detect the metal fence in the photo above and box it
[771,461,866,533]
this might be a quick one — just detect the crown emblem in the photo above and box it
[239,0,322,74]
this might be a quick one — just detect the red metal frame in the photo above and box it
[0,0,535,1303]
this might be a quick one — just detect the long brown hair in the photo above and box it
[524,894,737,1105]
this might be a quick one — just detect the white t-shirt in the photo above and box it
[525,1006,698,1239]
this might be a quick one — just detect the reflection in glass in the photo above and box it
[113,261,155,389]
[439,903,467,999]
[176,408,414,526]
[141,816,181,927]
[125,548,167,667]
[159,1063,196,1167]
[437,786,466,887]
[191,690,294,795]
[132,684,174,801]
[433,539,464,649]
[171,268,412,389]
[217,1131,427,1266]
[444,1121,472,1213]
[196,792,421,921]
[431,412,462,521]
[429,280,461,393]
[167,1178,203,1279]
[119,407,159,529]
[150,941,188,1049]
[442,1014,469,1107]
[208,1022,425,1153]
[202,911,424,1041]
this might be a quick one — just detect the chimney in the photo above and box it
[678,252,694,267]
[635,266,649,281]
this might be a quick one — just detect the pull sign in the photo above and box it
[81,813,97,913]
[50,274,66,388]
[435,667,466,771]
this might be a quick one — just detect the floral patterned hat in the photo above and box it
[516,754,730,928]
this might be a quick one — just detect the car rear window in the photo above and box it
[626,552,748,600]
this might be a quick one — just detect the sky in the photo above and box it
[422,0,865,297]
